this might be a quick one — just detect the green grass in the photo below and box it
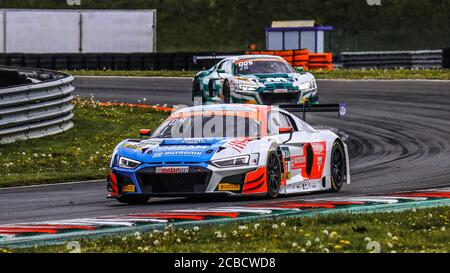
[67,69,450,80]
[0,99,169,187]
[6,207,449,253]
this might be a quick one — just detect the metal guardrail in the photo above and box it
[341,50,443,69]
[0,66,75,144]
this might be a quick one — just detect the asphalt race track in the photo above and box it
[0,77,449,224]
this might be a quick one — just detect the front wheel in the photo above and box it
[117,195,150,205]
[330,141,345,192]
[192,79,202,101]
[266,151,282,198]
[222,80,231,103]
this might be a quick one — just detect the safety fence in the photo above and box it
[246,50,334,70]
[340,50,443,69]
[0,66,75,144]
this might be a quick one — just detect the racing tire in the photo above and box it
[117,195,150,205]
[266,150,282,198]
[223,80,231,103]
[192,78,203,101]
[330,141,345,192]
[208,80,215,98]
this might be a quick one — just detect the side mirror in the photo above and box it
[140,129,152,139]
[296,67,304,72]
[279,127,294,134]
[217,69,226,74]
[279,127,294,144]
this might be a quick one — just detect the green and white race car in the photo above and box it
[192,55,318,105]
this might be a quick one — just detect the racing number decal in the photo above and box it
[237,60,253,71]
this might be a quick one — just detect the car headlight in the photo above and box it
[298,81,314,90]
[211,154,259,168]
[118,157,141,169]
[238,84,258,91]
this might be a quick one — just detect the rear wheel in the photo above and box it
[223,80,231,103]
[330,141,345,192]
[266,151,282,198]
[117,195,150,205]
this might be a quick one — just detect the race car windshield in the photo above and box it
[235,60,294,75]
[153,115,261,138]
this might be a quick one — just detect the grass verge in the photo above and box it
[0,99,169,187]
[66,69,450,80]
[5,206,449,253]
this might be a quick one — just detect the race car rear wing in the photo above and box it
[279,103,347,121]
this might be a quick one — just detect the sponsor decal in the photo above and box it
[291,156,306,170]
[317,156,323,172]
[156,145,209,150]
[155,166,189,174]
[122,185,135,193]
[218,183,241,191]
[152,151,203,158]
[182,138,208,144]
[224,138,252,152]
[264,78,290,84]
[311,143,325,153]
[339,103,347,118]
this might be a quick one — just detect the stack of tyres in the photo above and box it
[293,49,309,70]
[443,47,450,69]
[308,53,333,70]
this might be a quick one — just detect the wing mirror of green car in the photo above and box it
[296,67,304,72]
[217,69,226,74]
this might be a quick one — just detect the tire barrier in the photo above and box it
[0,66,75,144]
[443,47,450,69]
[341,50,443,69]
[0,52,244,72]
[247,49,334,71]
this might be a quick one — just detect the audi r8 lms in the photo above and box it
[107,104,349,204]
[192,55,318,105]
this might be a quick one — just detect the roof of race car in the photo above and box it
[172,104,271,119]
[175,104,270,113]
[223,55,284,62]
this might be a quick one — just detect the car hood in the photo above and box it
[115,138,257,164]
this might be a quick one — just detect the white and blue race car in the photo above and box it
[192,55,318,105]
[107,104,349,204]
